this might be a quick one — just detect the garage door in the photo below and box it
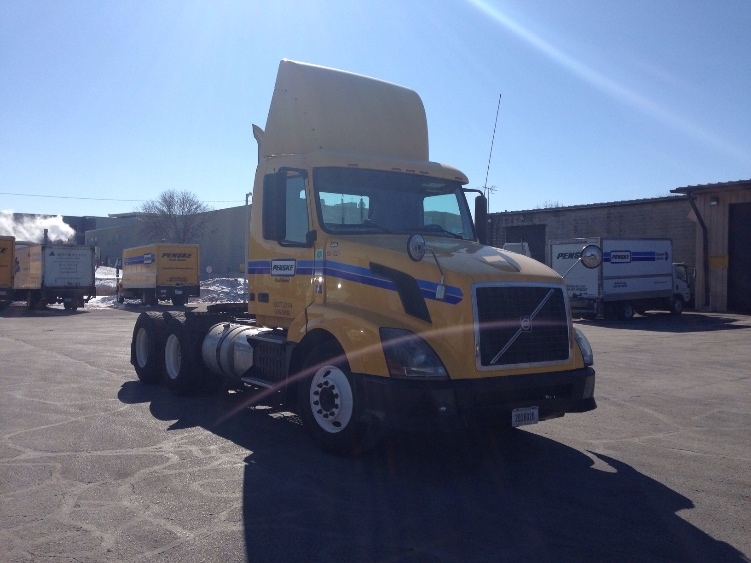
[728,202,751,312]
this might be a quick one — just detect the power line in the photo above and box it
[0,191,243,203]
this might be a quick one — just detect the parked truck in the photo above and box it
[129,60,601,454]
[116,244,200,306]
[0,235,14,310]
[550,238,692,320]
[13,233,96,310]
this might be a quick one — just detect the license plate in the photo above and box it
[174,290,183,294]
[512,406,539,427]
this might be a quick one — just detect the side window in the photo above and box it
[423,193,466,236]
[262,170,309,245]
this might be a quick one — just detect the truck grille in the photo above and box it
[474,284,570,368]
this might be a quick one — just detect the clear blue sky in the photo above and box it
[2,0,749,217]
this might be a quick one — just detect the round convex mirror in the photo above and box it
[580,245,603,269]
[407,233,426,262]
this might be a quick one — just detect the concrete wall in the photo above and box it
[85,205,249,280]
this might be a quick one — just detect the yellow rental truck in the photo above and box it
[0,235,14,309]
[129,60,601,454]
[14,235,96,310]
[117,244,200,307]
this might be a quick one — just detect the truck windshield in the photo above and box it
[313,167,475,240]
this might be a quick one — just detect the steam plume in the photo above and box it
[0,210,76,243]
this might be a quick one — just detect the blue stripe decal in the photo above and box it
[247,259,463,304]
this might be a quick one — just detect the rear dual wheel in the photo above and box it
[131,311,166,384]
[163,313,203,395]
[616,302,635,321]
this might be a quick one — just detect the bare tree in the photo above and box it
[137,190,213,244]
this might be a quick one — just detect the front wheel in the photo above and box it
[298,342,374,455]
[670,296,684,315]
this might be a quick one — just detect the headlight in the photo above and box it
[380,328,448,379]
[573,326,594,367]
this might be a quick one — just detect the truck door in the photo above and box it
[673,264,691,303]
[251,168,316,328]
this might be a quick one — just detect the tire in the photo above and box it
[26,291,37,310]
[163,313,203,395]
[617,302,634,321]
[298,341,375,455]
[670,296,684,315]
[142,290,157,307]
[63,302,72,310]
[130,311,166,384]
[171,295,186,307]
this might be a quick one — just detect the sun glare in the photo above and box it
[466,0,749,162]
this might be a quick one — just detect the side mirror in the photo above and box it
[580,245,602,269]
[562,244,602,278]
[474,194,488,245]
[114,258,122,275]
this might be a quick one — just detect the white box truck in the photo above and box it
[550,238,692,320]
[13,235,97,310]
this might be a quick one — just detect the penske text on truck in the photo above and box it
[550,238,692,320]
[117,244,200,306]
[128,60,601,454]
[13,235,96,310]
[0,235,14,310]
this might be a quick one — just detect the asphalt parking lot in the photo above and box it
[1,305,750,562]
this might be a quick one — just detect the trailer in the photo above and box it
[0,235,14,310]
[550,238,692,320]
[116,244,200,307]
[13,238,96,310]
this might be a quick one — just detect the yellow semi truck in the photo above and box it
[116,244,200,306]
[129,60,601,454]
[0,235,14,310]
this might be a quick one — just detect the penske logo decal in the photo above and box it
[271,259,296,276]
[604,250,669,263]
[124,253,156,266]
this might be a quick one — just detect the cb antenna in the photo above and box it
[483,93,502,208]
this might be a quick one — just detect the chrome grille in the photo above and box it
[475,284,570,367]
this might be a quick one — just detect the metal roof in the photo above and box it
[491,194,687,216]
[671,179,751,195]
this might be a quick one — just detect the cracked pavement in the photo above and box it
[1,306,750,561]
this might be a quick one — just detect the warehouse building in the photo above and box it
[671,179,751,313]
[488,195,695,270]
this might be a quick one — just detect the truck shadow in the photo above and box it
[576,311,751,334]
[118,381,746,562]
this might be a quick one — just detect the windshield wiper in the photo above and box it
[419,224,463,239]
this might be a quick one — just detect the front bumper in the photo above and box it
[358,367,596,429]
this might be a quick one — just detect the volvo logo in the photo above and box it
[520,316,532,331]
